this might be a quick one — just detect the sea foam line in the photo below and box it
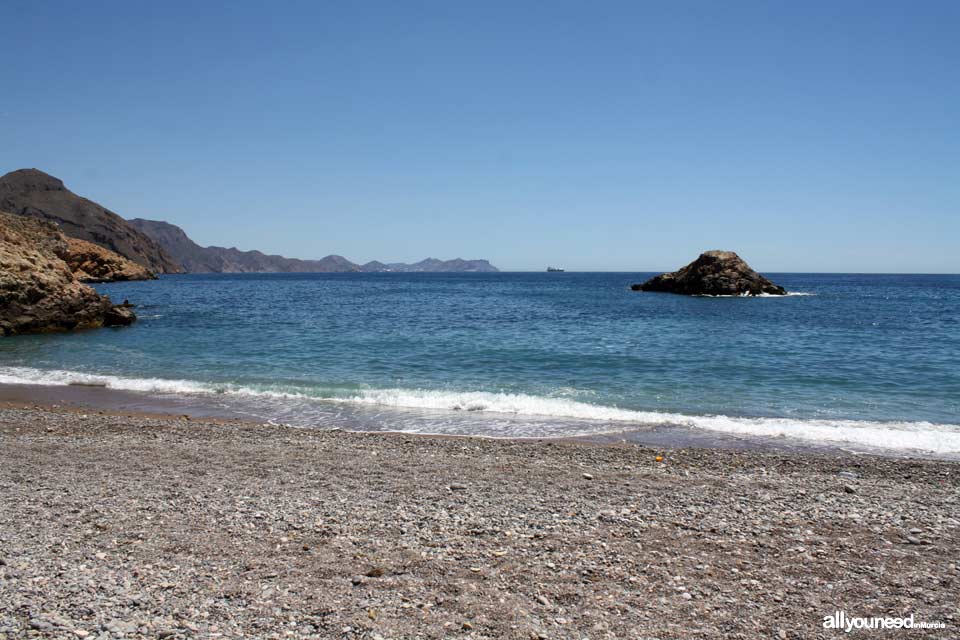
[0,366,957,454]
[694,291,816,298]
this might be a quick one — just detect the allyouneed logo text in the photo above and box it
[823,611,946,633]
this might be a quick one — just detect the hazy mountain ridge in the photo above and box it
[382,258,499,273]
[127,219,358,273]
[128,219,498,274]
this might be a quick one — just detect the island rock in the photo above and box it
[632,250,787,296]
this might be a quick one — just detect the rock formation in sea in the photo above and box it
[128,218,500,273]
[0,169,181,274]
[0,211,136,335]
[632,250,787,296]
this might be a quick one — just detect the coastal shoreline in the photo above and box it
[1,403,957,639]
[0,381,948,461]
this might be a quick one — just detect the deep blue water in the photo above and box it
[1,272,958,453]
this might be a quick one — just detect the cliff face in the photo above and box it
[129,218,500,273]
[0,211,135,336]
[127,218,230,273]
[65,238,156,283]
[0,169,181,274]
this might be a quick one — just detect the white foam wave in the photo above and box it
[335,388,653,420]
[0,366,956,454]
[694,291,816,298]
[334,388,960,454]
[0,367,214,395]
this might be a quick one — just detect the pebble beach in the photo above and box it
[0,403,957,639]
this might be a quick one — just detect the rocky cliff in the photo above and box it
[129,218,499,273]
[65,237,156,283]
[0,169,181,274]
[0,211,135,336]
[632,251,787,296]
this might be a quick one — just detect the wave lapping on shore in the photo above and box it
[1,366,958,455]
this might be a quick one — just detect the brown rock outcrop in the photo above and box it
[0,211,136,336]
[65,237,156,283]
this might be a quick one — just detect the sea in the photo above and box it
[1,272,958,457]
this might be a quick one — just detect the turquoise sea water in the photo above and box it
[1,272,958,454]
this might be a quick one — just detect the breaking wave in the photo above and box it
[0,366,957,455]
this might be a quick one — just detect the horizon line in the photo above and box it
[155,270,960,276]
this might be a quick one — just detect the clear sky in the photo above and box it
[2,1,957,272]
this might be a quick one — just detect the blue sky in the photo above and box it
[2,1,957,272]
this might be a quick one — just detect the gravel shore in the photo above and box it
[0,405,957,639]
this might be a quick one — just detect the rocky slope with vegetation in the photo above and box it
[0,212,135,335]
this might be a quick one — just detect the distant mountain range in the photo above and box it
[1,169,498,274]
[126,219,358,273]
[128,219,498,273]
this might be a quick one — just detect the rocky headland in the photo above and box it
[633,250,787,296]
[0,169,180,274]
[0,168,499,276]
[0,212,136,336]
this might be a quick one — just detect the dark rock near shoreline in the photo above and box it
[633,250,787,296]
[0,211,135,335]
[0,168,181,274]
[104,304,137,326]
